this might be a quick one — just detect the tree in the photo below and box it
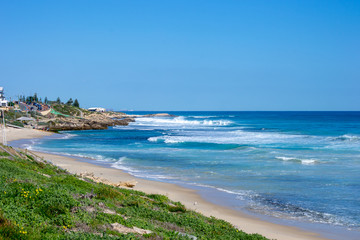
[26,96,34,103]
[66,98,73,106]
[73,99,80,108]
[20,95,25,102]
[56,97,61,104]
[34,93,38,102]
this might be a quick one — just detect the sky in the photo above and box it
[1,0,359,111]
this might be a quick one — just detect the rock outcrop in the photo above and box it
[47,117,134,131]
[35,107,173,132]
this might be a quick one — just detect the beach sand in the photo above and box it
[4,127,327,240]
[3,127,53,142]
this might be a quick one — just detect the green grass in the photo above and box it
[51,104,82,117]
[0,145,268,240]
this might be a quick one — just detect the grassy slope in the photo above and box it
[51,104,84,117]
[0,147,268,240]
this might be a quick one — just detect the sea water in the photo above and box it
[17,111,360,238]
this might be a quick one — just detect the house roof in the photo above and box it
[16,117,35,121]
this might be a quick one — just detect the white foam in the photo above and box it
[276,157,295,161]
[185,182,258,200]
[20,139,39,150]
[190,116,216,119]
[329,134,360,142]
[276,156,318,165]
[110,157,140,173]
[301,159,317,165]
[164,138,184,143]
[148,129,307,145]
[130,116,233,129]
[48,152,116,163]
[59,133,76,139]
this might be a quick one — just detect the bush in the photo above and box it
[95,185,123,200]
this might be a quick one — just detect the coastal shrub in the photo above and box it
[0,212,21,240]
[0,152,10,157]
[168,202,186,213]
[147,193,169,203]
[9,120,24,128]
[95,184,123,200]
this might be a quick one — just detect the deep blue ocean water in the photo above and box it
[19,111,360,237]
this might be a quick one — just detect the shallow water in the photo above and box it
[18,111,360,238]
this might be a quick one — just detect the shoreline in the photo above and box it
[4,127,328,240]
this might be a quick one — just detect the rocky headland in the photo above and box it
[45,111,136,131]
[5,102,177,132]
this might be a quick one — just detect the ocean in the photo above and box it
[16,111,360,239]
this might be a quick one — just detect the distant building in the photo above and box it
[0,87,8,107]
[88,107,106,112]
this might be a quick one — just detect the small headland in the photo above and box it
[3,101,176,132]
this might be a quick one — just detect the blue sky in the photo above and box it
[1,0,359,111]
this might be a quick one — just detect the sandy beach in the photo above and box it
[4,127,328,240]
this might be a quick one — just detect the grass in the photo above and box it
[51,103,83,117]
[0,145,268,240]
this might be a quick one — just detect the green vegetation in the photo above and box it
[0,145,267,240]
[3,110,23,122]
[51,103,83,117]
[73,99,80,108]
[7,121,24,128]
[66,98,74,106]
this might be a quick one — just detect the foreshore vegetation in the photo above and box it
[0,144,267,239]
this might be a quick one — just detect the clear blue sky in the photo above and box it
[1,0,359,111]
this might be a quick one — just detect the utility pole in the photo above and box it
[1,109,7,146]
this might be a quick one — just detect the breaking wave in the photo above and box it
[329,134,360,142]
[276,156,319,165]
[148,130,308,145]
[131,116,233,128]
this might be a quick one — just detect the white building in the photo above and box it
[0,87,8,107]
[88,107,106,112]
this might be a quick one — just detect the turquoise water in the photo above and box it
[19,111,360,237]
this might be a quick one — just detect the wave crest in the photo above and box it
[330,134,360,142]
[132,116,233,128]
[276,156,318,165]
